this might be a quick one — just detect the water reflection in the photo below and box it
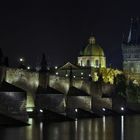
[102,116,106,140]
[121,116,124,140]
[0,116,140,140]
[125,115,140,140]
[43,117,114,140]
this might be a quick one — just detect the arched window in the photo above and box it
[130,63,134,72]
[81,60,83,66]
[87,60,90,66]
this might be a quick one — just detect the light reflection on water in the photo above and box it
[121,116,124,140]
[102,116,106,140]
[0,116,140,140]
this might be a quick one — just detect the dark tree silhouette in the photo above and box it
[4,57,9,67]
[0,48,4,65]
[115,74,127,97]
[98,73,103,83]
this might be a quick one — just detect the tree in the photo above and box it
[0,48,3,65]
[98,73,104,83]
[115,74,127,97]
[127,80,140,103]
[4,57,9,67]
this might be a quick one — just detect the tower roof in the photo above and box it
[127,17,140,45]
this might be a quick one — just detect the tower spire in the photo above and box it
[127,17,140,44]
[127,18,133,43]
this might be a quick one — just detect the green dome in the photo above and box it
[80,36,105,56]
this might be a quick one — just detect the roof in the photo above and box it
[58,62,79,70]
[0,81,25,92]
[80,36,104,56]
[36,86,64,95]
[68,86,90,96]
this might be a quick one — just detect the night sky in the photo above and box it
[0,1,140,69]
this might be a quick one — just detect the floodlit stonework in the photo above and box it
[2,36,121,110]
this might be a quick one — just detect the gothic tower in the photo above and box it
[122,18,140,74]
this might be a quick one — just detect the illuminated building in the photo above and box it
[122,18,140,83]
[56,36,121,84]
[78,36,106,68]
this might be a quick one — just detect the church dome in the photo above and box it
[80,36,105,56]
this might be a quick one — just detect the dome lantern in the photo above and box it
[89,36,96,44]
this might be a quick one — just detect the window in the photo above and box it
[81,60,83,66]
[87,60,90,66]
[95,60,99,67]
[130,63,134,72]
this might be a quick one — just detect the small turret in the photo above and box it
[89,36,96,44]
[40,53,47,72]
[39,53,48,88]
[69,66,73,88]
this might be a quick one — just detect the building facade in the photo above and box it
[122,18,140,73]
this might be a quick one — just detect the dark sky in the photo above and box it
[0,1,140,69]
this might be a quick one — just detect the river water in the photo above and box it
[0,115,140,140]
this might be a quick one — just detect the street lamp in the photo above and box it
[121,107,124,111]
[27,66,30,70]
[102,108,106,111]
[19,58,24,62]
[55,66,58,69]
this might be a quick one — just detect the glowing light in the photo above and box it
[40,109,43,113]
[65,74,68,77]
[56,72,59,75]
[55,66,58,69]
[73,76,76,78]
[19,58,24,62]
[81,72,83,75]
[89,74,91,77]
[75,109,78,112]
[27,107,33,112]
[103,115,106,132]
[121,107,124,111]
[121,115,124,140]
[81,77,83,79]
[102,108,106,111]
[27,66,30,70]
[75,120,78,132]
[40,122,43,139]
[28,118,33,124]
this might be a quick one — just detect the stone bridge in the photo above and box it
[3,67,113,109]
